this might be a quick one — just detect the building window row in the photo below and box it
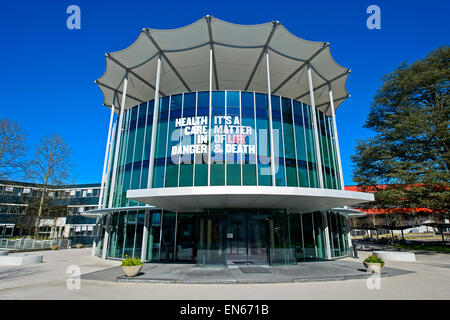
[107,91,342,208]
[0,185,101,199]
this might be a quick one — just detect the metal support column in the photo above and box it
[108,73,129,208]
[265,48,277,186]
[101,215,110,260]
[328,83,345,189]
[141,212,149,261]
[102,121,117,208]
[147,53,162,189]
[307,63,324,188]
[91,216,101,256]
[207,44,213,185]
[99,96,117,208]
[322,212,332,259]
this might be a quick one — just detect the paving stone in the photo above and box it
[81,259,414,284]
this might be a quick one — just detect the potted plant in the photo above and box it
[121,255,144,277]
[363,253,385,273]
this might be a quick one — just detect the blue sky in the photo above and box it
[0,0,448,185]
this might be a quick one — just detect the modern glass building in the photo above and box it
[89,16,374,266]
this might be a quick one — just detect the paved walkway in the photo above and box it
[81,259,412,284]
[0,248,449,299]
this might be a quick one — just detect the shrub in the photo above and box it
[364,253,385,267]
[121,255,143,267]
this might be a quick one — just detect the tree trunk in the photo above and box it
[34,185,47,238]
[53,216,58,239]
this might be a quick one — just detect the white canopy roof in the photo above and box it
[95,16,350,116]
[126,186,373,213]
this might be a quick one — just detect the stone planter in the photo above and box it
[363,261,382,273]
[122,265,143,277]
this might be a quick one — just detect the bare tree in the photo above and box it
[0,118,27,179]
[28,134,71,238]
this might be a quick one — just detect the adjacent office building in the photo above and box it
[90,16,374,265]
[0,180,100,239]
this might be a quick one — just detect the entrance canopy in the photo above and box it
[126,186,374,213]
[95,16,350,116]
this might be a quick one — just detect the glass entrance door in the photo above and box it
[226,218,247,264]
[226,214,268,265]
[247,218,268,264]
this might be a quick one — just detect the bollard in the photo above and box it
[353,243,359,258]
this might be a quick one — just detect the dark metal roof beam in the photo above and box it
[295,69,350,100]
[144,29,192,92]
[95,80,144,104]
[244,21,279,91]
[272,43,328,95]
[316,94,349,109]
[205,15,219,90]
[106,54,166,97]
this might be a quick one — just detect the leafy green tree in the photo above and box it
[352,46,449,222]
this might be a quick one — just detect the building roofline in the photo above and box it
[0,179,101,189]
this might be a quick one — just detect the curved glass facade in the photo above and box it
[94,209,349,265]
[105,91,342,208]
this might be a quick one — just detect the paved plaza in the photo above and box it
[0,248,449,299]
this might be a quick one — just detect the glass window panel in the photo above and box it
[143,100,154,161]
[226,164,241,185]
[197,91,209,107]
[115,212,126,258]
[147,211,161,262]
[160,212,176,262]
[212,91,225,106]
[313,212,326,259]
[165,95,182,187]
[179,163,194,187]
[184,92,196,108]
[140,162,149,189]
[289,214,304,261]
[271,96,285,186]
[197,213,226,266]
[226,91,240,107]
[281,98,298,187]
[176,213,198,262]
[303,104,318,188]
[178,93,196,188]
[301,213,316,259]
[210,164,225,186]
[194,164,208,186]
[152,98,169,188]
[133,211,145,258]
[123,211,137,257]
[194,92,208,186]
[241,92,254,107]
[269,212,295,265]
[255,93,272,186]
[242,163,257,185]
[125,107,138,165]
[329,212,340,257]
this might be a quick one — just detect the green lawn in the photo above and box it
[395,244,450,253]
